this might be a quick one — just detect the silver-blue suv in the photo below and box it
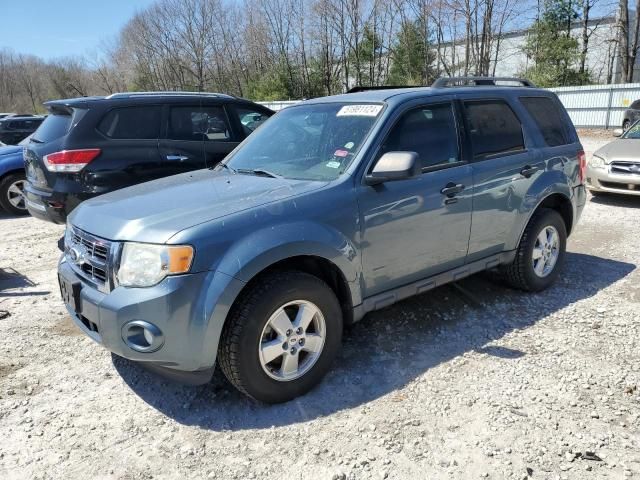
[58,78,587,403]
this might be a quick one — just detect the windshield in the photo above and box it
[622,120,640,139]
[224,102,383,181]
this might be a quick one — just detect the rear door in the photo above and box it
[92,104,164,188]
[461,96,542,262]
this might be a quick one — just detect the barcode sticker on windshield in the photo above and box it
[337,105,382,117]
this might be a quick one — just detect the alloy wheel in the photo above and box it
[6,179,26,211]
[258,300,326,381]
[532,225,560,278]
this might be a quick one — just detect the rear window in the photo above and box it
[32,114,71,142]
[98,106,161,139]
[463,100,525,158]
[520,96,570,147]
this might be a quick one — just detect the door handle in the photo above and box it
[166,155,189,161]
[440,183,465,197]
[520,165,539,178]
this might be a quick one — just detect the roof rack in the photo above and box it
[105,91,234,99]
[431,77,536,88]
[347,85,421,93]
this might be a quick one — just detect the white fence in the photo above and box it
[260,83,640,129]
[549,83,640,129]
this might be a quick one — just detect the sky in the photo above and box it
[0,0,158,60]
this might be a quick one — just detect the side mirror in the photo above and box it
[613,128,624,137]
[365,151,420,186]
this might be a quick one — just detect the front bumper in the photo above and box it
[586,166,640,196]
[58,257,245,383]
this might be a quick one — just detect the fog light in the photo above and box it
[122,320,164,353]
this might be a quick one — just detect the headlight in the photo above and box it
[117,243,194,287]
[589,155,606,169]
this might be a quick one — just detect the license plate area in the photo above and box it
[58,274,82,314]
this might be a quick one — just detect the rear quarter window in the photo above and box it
[463,100,525,159]
[520,96,571,147]
[32,114,72,143]
[97,106,161,139]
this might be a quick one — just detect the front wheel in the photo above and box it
[218,271,343,403]
[500,208,567,292]
[623,120,630,131]
[0,172,29,216]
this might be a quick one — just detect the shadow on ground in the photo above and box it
[0,267,49,296]
[590,193,640,208]
[113,252,634,430]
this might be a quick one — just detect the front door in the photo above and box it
[158,104,209,176]
[357,100,473,297]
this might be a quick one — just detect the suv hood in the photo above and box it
[595,139,640,162]
[69,169,327,243]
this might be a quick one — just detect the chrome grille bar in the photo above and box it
[65,226,117,293]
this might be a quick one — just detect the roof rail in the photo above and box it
[347,85,421,93]
[105,91,234,99]
[432,77,536,88]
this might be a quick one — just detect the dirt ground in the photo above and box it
[1,134,639,480]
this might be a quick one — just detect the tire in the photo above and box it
[218,271,343,403]
[623,120,630,131]
[0,172,29,216]
[500,208,567,292]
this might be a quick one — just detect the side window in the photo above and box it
[520,96,570,147]
[234,106,270,135]
[463,100,525,159]
[98,106,161,139]
[380,103,459,169]
[202,106,231,141]
[168,106,231,142]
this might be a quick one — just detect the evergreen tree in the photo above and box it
[388,20,434,86]
[523,0,591,87]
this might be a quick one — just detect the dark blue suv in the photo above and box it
[58,78,586,403]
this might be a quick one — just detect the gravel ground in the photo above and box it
[1,134,639,480]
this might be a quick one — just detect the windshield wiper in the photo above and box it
[236,168,282,179]
[29,137,44,144]
[213,162,236,173]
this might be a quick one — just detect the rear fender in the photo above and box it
[506,167,572,251]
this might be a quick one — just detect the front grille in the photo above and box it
[610,161,640,175]
[599,180,640,191]
[65,226,115,292]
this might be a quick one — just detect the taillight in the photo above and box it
[577,150,586,184]
[43,149,101,173]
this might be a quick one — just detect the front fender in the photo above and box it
[0,152,25,178]
[505,167,572,251]
[216,221,362,306]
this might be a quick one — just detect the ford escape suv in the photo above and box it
[58,77,586,403]
[24,92,273,223]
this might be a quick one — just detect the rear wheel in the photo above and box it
[623,120,631,131]
[0,172,29,216]
[500,208,567,292]
[218,271,343,403]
